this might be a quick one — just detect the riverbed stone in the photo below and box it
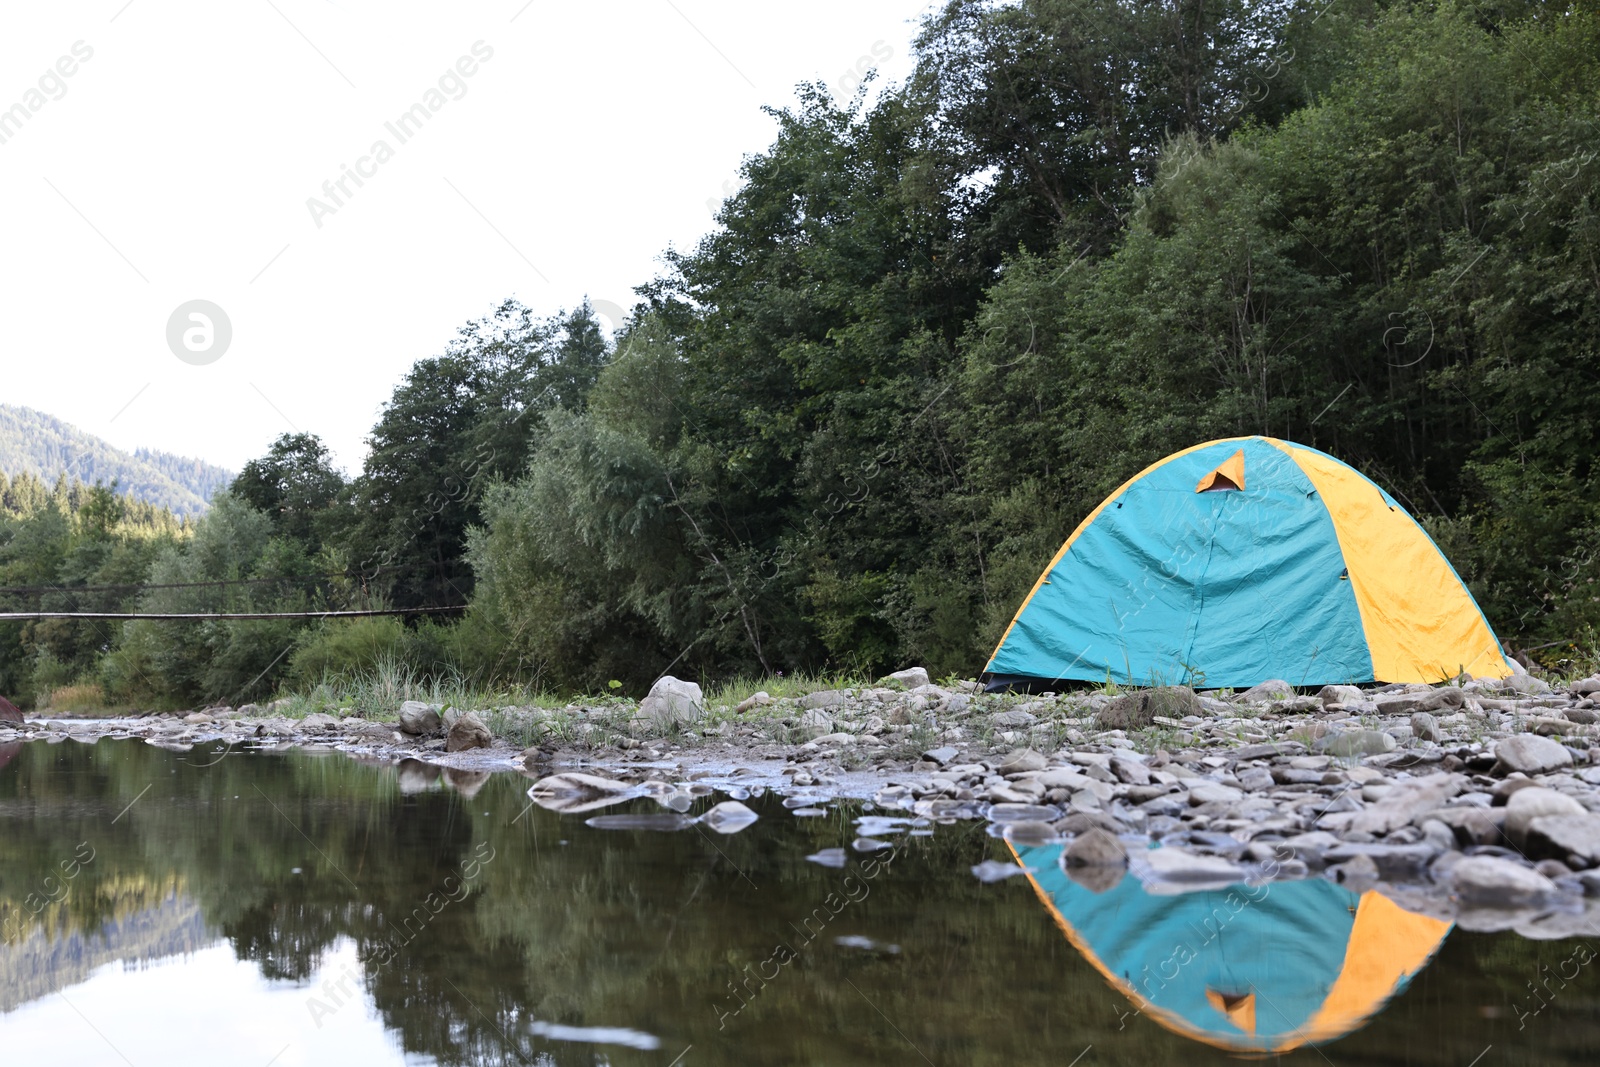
[398,701,443,737]
[636,676,705,728]
[1504,786,1586,846]
[1235,679,1293,703]
[446,712,493,752]
[800,689,847,711]
[1186,782,1243,806]
[1346,772,1462,835]
[734,692,771,714]
[1097,686,1200,730]
[700,800,759,834]
[1318,685,1363,708]
[992,709,1037,728]
[999,748,1047,774]
[1315,730,1396,757]
[1451,855,1559,908]
[1526,813,1600,867]
[886,667,930,688]
[1065,828,1127,867]
[1143,847,1247,884]
[1411,712,1442,744]
[1493,734,1574,775]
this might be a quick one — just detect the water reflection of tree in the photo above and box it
[6,742,1600,1065]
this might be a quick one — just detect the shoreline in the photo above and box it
[9,672,1600,933]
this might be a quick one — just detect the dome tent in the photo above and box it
[985,437,1512,690]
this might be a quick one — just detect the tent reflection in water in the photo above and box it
[1014,842,1452,1054]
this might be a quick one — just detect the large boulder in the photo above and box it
[446,712,493,752]
[398,701,443,737]
[0,696,22,724]
[635,676,704,729]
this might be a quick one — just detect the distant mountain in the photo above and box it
[0,405,233,515]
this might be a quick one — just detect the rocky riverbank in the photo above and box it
[10,669,1600,931]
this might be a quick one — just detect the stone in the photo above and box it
[1501,674,1553,696]
[1411,712,1442,744]
[1320,842,1440,878]
[398,701,443,737]
[1420,819,1458,852]
[1505,787,1587,846]
[799,689,847,711]
[922,746,958,766]
[1097,686,1201,730]
[1065,828,1127,867]
[1318,684,1363,708]
[886,667,930,689]
[396,759,439,794]
[1235,679,1293,703]
[1143,847,1247,884]
[1450,855,1559,909]
[1234,742,1306,761]
[1526,813,1600,867]
[1572,677,1600,696]
[799,707,835,730]
[1037,767,1094,790]
[637,676,705,728]
[999,748,1047,774]
[1110,755,1151,786]
[700,800,759,834]
[1237,768,1274,792]
[301,713,340,730]
[734,692,771,714]
[1314,730,1396,757]
[443,768,490,799]
[811,732,858,746]
[446,712,493,752]
[992,709,1037,728]
[986,803,1060,823]
[1428,806,1507,848]
[1330,853,1380,885]
[1186,782,1243,806]
[1376,687,1465,715]
[1493,734,1574,776]
[1345,772,1463,835]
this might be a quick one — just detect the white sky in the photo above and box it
[0,0,924,475]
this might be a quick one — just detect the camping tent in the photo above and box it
[1013,841,1452,1054]
[984,436,1512,689]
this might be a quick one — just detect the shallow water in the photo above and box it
[1,740,1597,1066]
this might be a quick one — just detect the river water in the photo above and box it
[1,740,1597,1065]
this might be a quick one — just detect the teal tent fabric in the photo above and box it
[986,438,1373,688]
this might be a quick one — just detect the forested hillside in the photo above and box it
[2,0,1596,709]
[0,405,232,516]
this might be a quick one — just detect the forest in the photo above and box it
[1,0,1596,708]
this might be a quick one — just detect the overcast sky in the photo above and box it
[0,0,923,475]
